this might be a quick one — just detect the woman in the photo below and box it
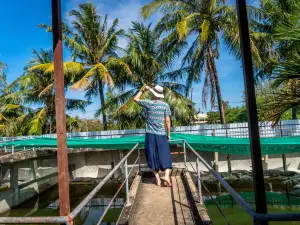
[134,85,172,187]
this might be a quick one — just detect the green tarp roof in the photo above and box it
[1,133,300,155]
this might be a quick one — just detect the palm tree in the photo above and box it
[254,0,300,121]
[3,49,89,135]
[62,3,132,130]
[141,0,272,125]
[263,54,300,124]
[102,22,194,129]
[0,61,7,94]
[0,62,32,136]
[141,0,237,124]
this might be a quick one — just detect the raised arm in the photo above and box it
[165,116,171,140]
[134,85,150,102]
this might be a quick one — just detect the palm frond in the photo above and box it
[28,108,47,135]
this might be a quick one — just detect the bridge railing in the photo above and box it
[0,144,140,225]
[182,140,300,225]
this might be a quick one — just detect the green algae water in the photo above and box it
[0,183,125,225]
[203,186,300,225]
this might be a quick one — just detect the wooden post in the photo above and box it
[52,0,70,216]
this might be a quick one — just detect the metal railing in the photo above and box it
[0,144,140,225]
[182,140,300,224]
[1,139,300,224]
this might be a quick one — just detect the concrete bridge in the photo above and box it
[118,169,212,225]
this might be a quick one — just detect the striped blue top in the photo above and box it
[137,100,171,135]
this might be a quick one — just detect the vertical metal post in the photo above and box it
[12,146,14,154]
[125,159,129,204]
[236,0,268,223]
[196,157,202,203]
[183,141,187,168]
[52,0,70,217]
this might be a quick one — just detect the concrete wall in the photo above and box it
[2,148,300,182]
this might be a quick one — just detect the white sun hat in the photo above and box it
[150,85,164,98]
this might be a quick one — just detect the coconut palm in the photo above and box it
[141,0,273,125]
[60,3,132,130]
[0,62,32,136]
[101,22,194,129]
[252,0,300,79]
[141,0,236,124]
[254,0,300,121]
[0,62,7,94]
[3,49,89,135]
[262,53,300,124]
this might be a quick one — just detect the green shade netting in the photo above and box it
[1,133,300,155]
[205,192,300,206]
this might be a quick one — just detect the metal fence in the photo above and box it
[1,119,299,143]
[37,119,300,139]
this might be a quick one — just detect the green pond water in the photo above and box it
[0,182,126,225]
[203,183,300,225]
[1,179,300,225]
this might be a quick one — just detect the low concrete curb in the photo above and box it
[117,172,141,225]
[183,170,213,225]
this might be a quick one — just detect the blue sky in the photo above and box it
[0,0,259,119]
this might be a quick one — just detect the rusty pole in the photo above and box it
[51,0,71,217]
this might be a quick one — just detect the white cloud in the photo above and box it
[64,0,150,48]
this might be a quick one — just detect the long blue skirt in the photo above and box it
[144,133,173,172]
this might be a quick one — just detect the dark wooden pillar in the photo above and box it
[51,0,70,216]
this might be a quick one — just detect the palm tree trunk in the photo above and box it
[98,79,108,130]
[208,44,226,124]
[291,81,297,120]
[292,107,297,120]
[49,115,52,135]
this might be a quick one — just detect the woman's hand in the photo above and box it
[168,135,171,140]
[143,85,150,91]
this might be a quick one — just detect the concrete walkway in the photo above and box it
[127,169,204,225]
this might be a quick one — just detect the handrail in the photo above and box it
[185,153,231,225]
[0,143,139,224]
[69,143,139,219]
[183,140,300,223]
